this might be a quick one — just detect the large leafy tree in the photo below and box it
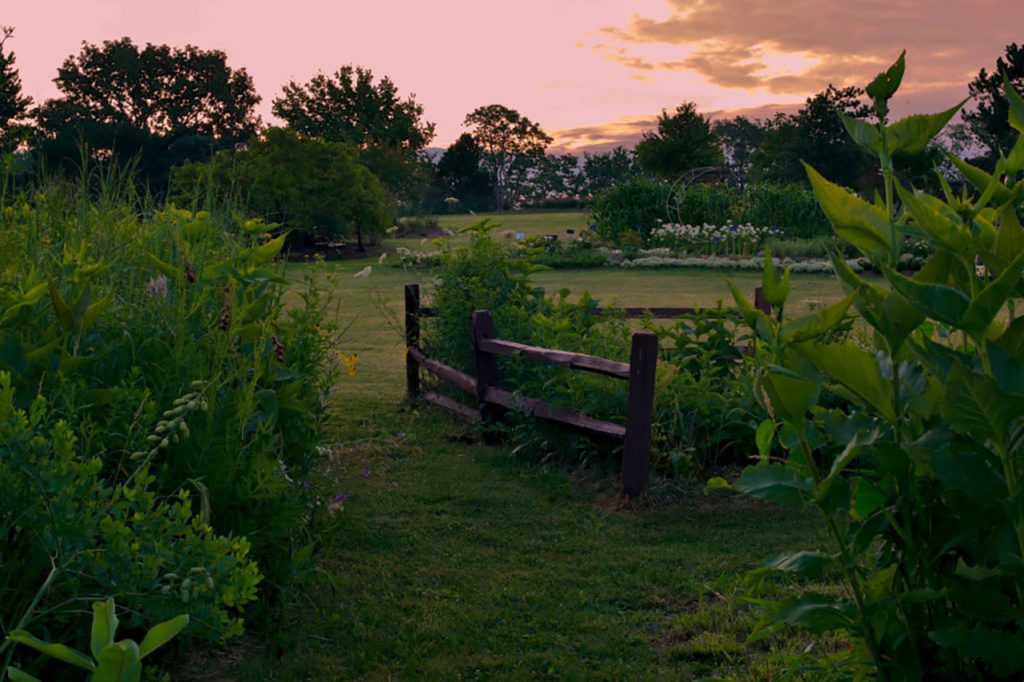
[273,66,435,209]
[965,43,1024,163]
[635,102,723,180]
[713,116,764,188]
[0,26,32,150]
[434,133,494,211]
[172,128,390,248]
[751,85,874,189]
[581,146,639,196]
[36,37,260,188]
[463,104,552,211]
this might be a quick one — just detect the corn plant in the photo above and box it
[715,53,1024,679]
[6,599,187,681]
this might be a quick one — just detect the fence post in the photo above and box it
[405,284,421,400]
[754,286,772,316]
[622,331,658,500]
[471,309,502,441]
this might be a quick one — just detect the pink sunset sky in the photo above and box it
[5,1,1023,152]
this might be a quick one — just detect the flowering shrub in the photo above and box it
[650,221,782,256]
[0,169,338,673]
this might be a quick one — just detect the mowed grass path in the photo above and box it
[254,247,850,679]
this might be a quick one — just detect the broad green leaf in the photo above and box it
[138,614,188,659]
[947,154,1014,205]
[823,429,880,487]
[734,463,813,506]
[961,251,1024,337]
[1007,135,1024,174]
[929,627,1024,677]
[851,477,886,520]
[762,248,790,306]
[47,281,74,331]
[759,367,819,425]
[728,281,773,342]
[895,181,971,253]
[942,363,1024,446]
[0,336,28,375]
[931,445,1006,503]
[795,342,896,420]
[761,551,831,578]
[993,201,1024,268]
[883,267,969,330]
[144,253,176,278]
[780,293,855,343]
[866,50,905,102]
[996,315,1024,357]
[886,100,967,156]
[6,668,41,682]
[768,593,854,632]
[755,419,774,460]
[237,232,289,265]
[6,630,95,671]
[803,163,893,263]
[90,598,118,661]
[703,477,730,494]
[92,641,141,682]
[1005,72,1024,134]
[81,295,112,334]
[839,113,881,154]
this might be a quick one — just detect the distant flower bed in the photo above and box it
[651,222,782,257]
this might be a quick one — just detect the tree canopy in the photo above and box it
[435,133,494,212]
[0,27,32,150]
[463,104,552,211]
[965,43,1024,162]
[580,147,639,196]
[634,102,723,180]
[36,37,261,188]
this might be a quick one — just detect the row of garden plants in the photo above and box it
[711,54,1024,679]
[0,169,340,678]
[421,222,767,476]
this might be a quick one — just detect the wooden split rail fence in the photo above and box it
[404,283,770,498]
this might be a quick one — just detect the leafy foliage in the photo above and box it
[0,27,31,151]
[463,105,552,212]
[171,127,391,246]
[35,37,260,189]
[635,102,723,179]
[722,53,1024,679]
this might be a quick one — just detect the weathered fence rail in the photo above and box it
[403,283,769,498]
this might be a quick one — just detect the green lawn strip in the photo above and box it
[232,403,845,680]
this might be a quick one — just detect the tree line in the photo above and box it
[1,28,1021,226]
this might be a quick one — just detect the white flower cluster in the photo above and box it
[621,256,862,273]
[651,222,783,257]
[394,246,443,269]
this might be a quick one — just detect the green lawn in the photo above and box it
[388,210,589,252]
[230,260,852,679]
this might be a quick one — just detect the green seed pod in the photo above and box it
[160,437,169,449]
[147,435,162,443]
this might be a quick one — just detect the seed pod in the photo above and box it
[155,425,167,435]
[160,437,169,449]
[147,435,162,443]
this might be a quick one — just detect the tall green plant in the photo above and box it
[717,53,1024,679]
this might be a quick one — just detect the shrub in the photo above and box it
[716,54,1024,678]
[0,169,338,673]
[670,182,736,226]
[732,184,830,238]
[171,127,391,247]
[588,176,673,245]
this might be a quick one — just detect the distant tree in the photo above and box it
[273,66,435,208]
[750,85,874,189]
[172,128,390,248]
[463,104,552,211]
[435,133,494,211]
[635,102,723,179]
[0,27,32,150]
[965,43,1024,162]
[581,146,639,196]
[521,153,581,205]
[36,37,260,188]
[713,116,764,188]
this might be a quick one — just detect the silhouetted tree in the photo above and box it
[581,146,639,196]
[713,116,764,188]
[0,27,32,150]
[273,66,435,209]
[463,104,552,211]
[635,102,723,179]
[435,133,494,211]
[36,37,260,188]
[965,43,1024,163]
